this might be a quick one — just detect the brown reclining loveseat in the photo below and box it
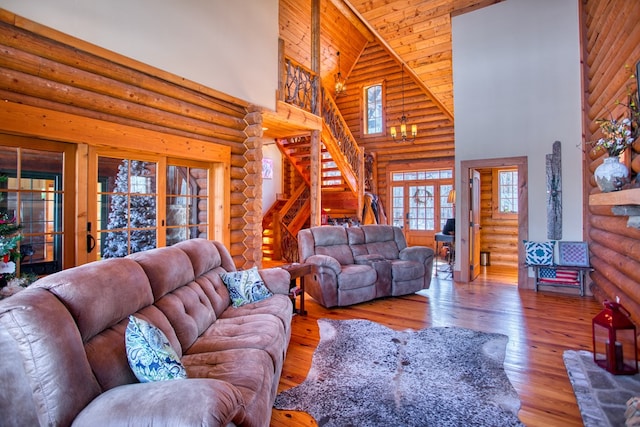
[297,225,434,307]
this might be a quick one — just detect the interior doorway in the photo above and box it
[458,157,528,288]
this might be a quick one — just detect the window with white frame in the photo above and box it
[493,168,518,218]
[363,83,383,135]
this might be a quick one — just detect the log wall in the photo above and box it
[583,0,640,325]
[0,11,259,268]
[478,169,518,267]
[335,41,455,214]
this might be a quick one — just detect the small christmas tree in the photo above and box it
[102,160,156,258]
[0,174,21,286]
[0,210,21,285]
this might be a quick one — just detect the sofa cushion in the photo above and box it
[347,227,368,256]
[391,260,425,281]
[362,224,396,242]
[366,241,400,260]
[173,238,223,277]
[183,347,277,427]
[311,227,355,265]
[33,257,153,343]
[316,244,355,265]
[125,315,187,383]
[185,313,287,371]
[128,246,196,300]
[219,294,293,340]
[220,267,273,308]
[337,264,377,290]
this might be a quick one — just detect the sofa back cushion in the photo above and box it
[309,226,354,265]
[347,227,368,257]
[360,225,406,260]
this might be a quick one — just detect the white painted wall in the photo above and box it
[262,143,283,215]
[1,0,279,109]
[452,0,583,243]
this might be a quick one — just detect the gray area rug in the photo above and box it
[274,319,523,426]
[563,349,640,427]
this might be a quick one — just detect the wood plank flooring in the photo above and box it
[270,264,602,426]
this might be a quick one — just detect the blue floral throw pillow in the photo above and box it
[524,240,555,266]
[125,315,187,383]
[220,267,273,308]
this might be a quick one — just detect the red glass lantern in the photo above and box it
[592,300,638,375]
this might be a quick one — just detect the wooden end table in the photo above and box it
[280,263,314,315]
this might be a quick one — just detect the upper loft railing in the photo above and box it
[281,57,317,112]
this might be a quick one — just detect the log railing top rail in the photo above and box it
[321,86,363,196]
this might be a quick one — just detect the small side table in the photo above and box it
[279,263,314,315]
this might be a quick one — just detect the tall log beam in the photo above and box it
[310,0,322,227]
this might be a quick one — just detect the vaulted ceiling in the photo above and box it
[279,0,504,118]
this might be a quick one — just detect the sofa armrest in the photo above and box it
[259,267,291,295]
[399,246,434,263]
[73,379,244,427]
[305,254,342,275]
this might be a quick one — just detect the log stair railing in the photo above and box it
[271,184,310,263]
[261,198,287,261]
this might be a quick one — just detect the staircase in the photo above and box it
[275,137,358,216]
[261,56,365,262]
[262,198,287,262]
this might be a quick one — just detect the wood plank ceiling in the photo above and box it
[345,0,504,116]
[278,0,504,121]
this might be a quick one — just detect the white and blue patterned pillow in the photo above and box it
[220,267,273,308]
[524,240,555,266]
[125,315,187,383]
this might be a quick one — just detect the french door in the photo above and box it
[390,169,453,247]
[89,148,213,261]
[0,135,75,276]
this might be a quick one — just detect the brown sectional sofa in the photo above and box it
[0,238,292,427]
[298,224,434,307]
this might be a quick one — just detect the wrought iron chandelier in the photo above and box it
[334,51,346,97]
[390,64,417,142]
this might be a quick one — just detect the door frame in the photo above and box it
[458,156,528,287]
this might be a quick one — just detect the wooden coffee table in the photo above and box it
[280,263,314,315]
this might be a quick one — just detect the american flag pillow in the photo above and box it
[538,267,579,285]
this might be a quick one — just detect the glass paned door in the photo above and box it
[166,163,208,245]
[391,168,453,247]
[97,156,158,258]
[0,145,66,276]
[408,185,435,232]
[439,183,454,230]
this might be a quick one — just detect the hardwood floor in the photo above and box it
[270,264,601,426]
